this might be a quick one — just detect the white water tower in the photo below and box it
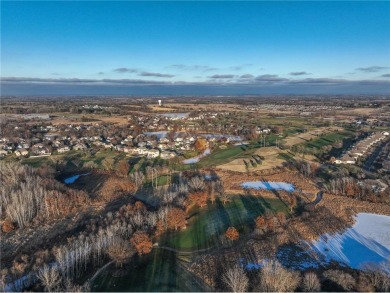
[158,99,162,106]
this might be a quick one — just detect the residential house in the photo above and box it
[57,146,71,153]
[15,149,29,157]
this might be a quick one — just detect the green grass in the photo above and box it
[21,149,129,172]
[198,145,254,168]
[195,135,282,168]
[91,248,207,292]
[302,131,354,149]
[21,157,47,168]
[161,195,290,251]
[277,152,294,161]
[283,127,305,136]
[144,174,171,187]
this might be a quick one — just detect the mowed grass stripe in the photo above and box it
[161,195,290,250]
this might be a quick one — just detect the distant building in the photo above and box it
[158,99,162,106]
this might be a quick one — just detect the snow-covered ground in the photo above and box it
[64,173,89,184]
[183,149,211,164]
[307,213,390,272]
[241,213,390,274]
[241,181,295,192]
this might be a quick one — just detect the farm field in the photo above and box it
[50,113,132,125]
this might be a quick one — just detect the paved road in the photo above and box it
[363,140,390,172]
[312,191,323,205]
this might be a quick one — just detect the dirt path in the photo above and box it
[153,245,214,255]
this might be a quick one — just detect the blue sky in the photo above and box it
[1,1,390,95]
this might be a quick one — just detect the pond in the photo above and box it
[241,181,295,192]
[64,173,89,184]
[91,249,207,292]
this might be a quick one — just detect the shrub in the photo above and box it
[2,219,15,233]
[188,191,208,207]
[167,208,186,231]
[108,237,134,267]
[130,231,153,256]
[225,227,239,241]
[255,216,267,230]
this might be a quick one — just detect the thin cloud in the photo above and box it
[356,66,389,73]
[97,72,104,75]
[168,64,218,72]
[2,76,389,90]
[138,72,175,78]
[208,74,235,79]
[0,77,173,85]
[289,71,310,76]
[290,78,347,84]
[255,74,288,82]
[381,74,390,78]
[240,74,254,79]
[229,64,253,71]
[113,67,138,73]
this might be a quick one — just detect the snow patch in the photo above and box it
[307,213,390,273]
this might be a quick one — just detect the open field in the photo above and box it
[148,105,177,111]
[51,113,131,125]
[217,147,293,172]
[163,103,241,111]
[335,107,382,116]
[284,126,343,146]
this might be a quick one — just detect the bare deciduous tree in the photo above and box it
[222,264,249,293]
[107,237,134,267]
[36,264,62,292]
[116,160,130,177]
[130,171,145,189]
[303,272,321,292]
[256,260,300,292]
[323,269,356,291]
[188,176,205,192]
